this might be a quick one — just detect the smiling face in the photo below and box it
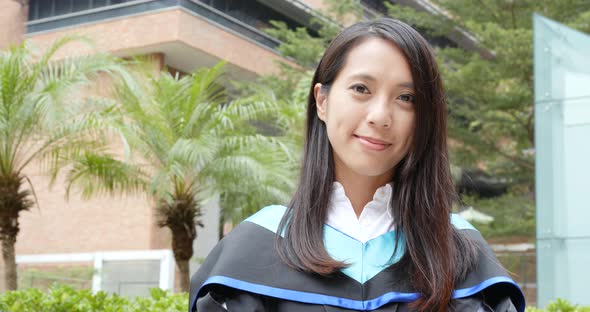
[314,37,416,183]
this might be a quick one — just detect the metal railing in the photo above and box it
[496,251,537,307]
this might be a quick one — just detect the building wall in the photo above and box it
[15,4,293,256]
[15,52,168,256]
[25,8,288,76]
[18,164,158,255]
[2,53,173,293]
[0,0,27,50]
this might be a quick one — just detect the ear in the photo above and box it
[314,83,328,122]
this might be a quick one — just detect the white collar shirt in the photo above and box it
[325,181,395,243]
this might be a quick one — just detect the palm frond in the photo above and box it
[75,59,301,225]
[65,152,149,200]
[16,98,129,183]
[167,137,218,170]
[0,35,147,210]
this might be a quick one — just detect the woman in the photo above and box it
[189,18,525,312]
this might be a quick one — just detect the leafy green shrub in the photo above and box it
[460,193,535,241]
[3,286,588,312]
[0,284,187,312]
[527,299,590,312]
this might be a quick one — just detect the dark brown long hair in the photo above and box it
[277,18,477,311]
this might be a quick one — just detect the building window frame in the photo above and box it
[16,249,175,293]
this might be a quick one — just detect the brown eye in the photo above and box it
[398,94,415,103]
[351,84,370,94]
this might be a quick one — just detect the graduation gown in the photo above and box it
[189,205,525,311]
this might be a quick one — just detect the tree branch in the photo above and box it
[510,1,517,29]
[505,110,531,142]
[476,0,501,24]
[482,138,534,171]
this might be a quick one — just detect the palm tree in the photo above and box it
[0,36,127,290]
[64,61,296,292]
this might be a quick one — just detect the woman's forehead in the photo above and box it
[337,37,413,85]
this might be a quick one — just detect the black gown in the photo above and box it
[189,205,525,311]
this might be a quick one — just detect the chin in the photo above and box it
[349,164,395,177]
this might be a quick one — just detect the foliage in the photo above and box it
[322,0,364,22]
[223,2,356,219]
[526,299,590,312]
[0,284,188,312]
[386,0,590,191]
[461,192,535,241]
[385,1,590,241]
[257,0,368,101]
[57,59,298,289]
[2,285,588,312]
[264,21,328,69]
[0,35,128,290]
[246,0,364,169]
[261,1,552,239]
[245,1,590,243]
[61,59,297,221]
[262,0,361,69]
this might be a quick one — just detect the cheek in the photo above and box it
[401,122,415,141]
[325,104,360,138]
[395,114,416,149]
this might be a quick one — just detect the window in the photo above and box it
[72,0,91,13]
[37,0,54,19]
[54,0,72,15]
[93,0,108,9]
[28,0,131,21]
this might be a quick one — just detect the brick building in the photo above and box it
[0,0,342,296]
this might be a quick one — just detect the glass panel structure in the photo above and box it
[534,14,590,307]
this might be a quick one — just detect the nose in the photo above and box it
[366,98,392,128]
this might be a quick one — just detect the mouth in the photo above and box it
[354,135,392,151]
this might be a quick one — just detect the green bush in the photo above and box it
[0,284,188,312]
[527,299,590,312]
[460,193,535,241]
[2,286,587,312]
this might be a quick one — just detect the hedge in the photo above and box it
[526,299,590,312]
[0,284,187,312]
[1,284,588,311]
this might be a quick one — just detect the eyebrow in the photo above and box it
[349,73,414,89]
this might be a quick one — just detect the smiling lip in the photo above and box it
[354,135,392,151]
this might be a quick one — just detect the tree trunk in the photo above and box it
[170,222,196,293]
[0,174,29,291]
[157,191,200,293]
[1,234,17,290]
[176,258,190,292]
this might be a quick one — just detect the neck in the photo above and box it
[334,165,392,218]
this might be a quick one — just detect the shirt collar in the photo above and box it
[329,181,394,219]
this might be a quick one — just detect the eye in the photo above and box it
[398,94,415,103]
[350,84,370,94]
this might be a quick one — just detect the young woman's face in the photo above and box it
[314,37,416,180]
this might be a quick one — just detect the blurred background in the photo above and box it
[1,0,589,310]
